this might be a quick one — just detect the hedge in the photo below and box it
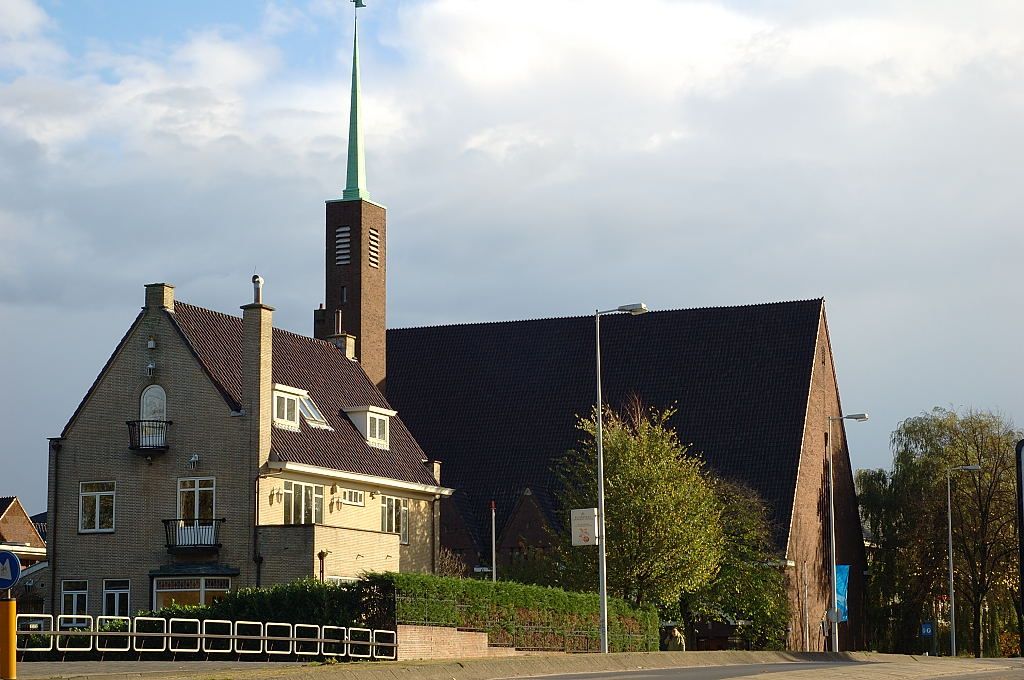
[365,572,659,652]
[144,578,367,628]
[19,574,657,659]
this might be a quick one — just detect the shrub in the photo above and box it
[360,572,658,652]
[143,578,362,628]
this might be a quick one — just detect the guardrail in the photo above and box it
[15,615,396,660]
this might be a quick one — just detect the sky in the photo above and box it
[1,0,1023,514]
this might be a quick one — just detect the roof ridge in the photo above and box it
[176,300,340,350]
[390,298,825,332]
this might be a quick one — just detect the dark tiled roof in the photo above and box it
[387,300,823,552]
[30,512,47,542]
[0,497,14,517]
[171,302,438,486]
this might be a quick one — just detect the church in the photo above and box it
[314,3,868,653]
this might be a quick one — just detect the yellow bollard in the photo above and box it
[0,596,15,680]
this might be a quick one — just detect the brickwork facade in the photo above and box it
[396,625,520,660]
[0,497,46,549]
[785,309,868,651]
[46,282,445,617]
[315,199,387,391]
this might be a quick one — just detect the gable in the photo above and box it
[387,299,823,554]
[60,307,235,441]
[0,497,45,549]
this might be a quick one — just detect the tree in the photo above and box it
[859,407,1020,657]
[555,403,724,608]
[436,546,469,578]
[856,460,949,653]
[681,481,791,649]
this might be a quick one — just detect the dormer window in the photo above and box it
[273,384,331,431]
[342,405,396,450]
[368,414,388,446]
[274,393,298,429]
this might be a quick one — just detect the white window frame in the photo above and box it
[152,577,231,609]
[177,477,216,521]
[103,579,130,617]
[380,495,409,545]
[341,488,364,506]
[140,384,167,420]
[368,415,389,448]
[273,384,331,430]
[284,481,324,525]
[79,481,115,533]
[62,580,88,620]
[273,392,299,430]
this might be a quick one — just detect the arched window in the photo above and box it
[140,385,166,421]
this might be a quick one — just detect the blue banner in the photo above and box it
[836,565,850,622]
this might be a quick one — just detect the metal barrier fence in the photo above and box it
[15,615,396,660]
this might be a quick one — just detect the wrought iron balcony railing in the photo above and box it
[127,420,172,451]
[162,518,225,553]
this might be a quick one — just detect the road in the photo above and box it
[17,656,1024,680]
[515,659,1024,680]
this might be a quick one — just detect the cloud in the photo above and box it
[3,0,1024,512]
[0,0,50,39]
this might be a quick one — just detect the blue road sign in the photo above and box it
[921,621,934,637]
[0,550,22,590]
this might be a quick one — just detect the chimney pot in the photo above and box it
[252,274,264,304]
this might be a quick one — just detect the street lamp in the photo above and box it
[947,464,981,657]
[827,412,868,652]
[595,302,649,654]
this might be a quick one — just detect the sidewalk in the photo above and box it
[16,651,1024,680]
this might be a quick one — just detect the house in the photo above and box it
[385,301,868,652]
[44,278,450,617]
[44,8,453,618]
[0,497,46,567]
[0,497,48,613]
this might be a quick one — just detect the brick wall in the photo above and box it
[48,283,440,617]
[48,289,257,616]
[319,199,387,391]
[785,308,868,651]
[397,625,520,660]
[0,498,45,548]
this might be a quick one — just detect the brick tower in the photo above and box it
[314,1,386,391]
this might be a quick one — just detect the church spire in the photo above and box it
[342,1,369,201]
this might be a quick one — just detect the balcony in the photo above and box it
[127,420,172,454]
[163,518,225,555]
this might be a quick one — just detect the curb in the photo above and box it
[19,650,1016,680]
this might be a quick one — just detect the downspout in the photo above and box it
[431,495,439,573]
[47,438,62,616]
[253,474,262,587]
[802,561,809,651]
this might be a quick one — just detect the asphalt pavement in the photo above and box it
[16,653,1024,680]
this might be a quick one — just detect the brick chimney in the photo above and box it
[326,309,357,360]
[144,283,174,312]
[241,275,274,466]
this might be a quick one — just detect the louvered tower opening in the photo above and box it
[368,228,381,268]
[335,226,351,265]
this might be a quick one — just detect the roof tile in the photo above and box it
[387,300,823,551]
[171,302,437,487]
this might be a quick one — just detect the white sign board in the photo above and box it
[571,508,599,546]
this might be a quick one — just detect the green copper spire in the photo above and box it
[342,1,369,201]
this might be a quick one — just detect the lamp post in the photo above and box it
[827,412,868,652]
[595,302,648,654]
[947,464,981,657]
